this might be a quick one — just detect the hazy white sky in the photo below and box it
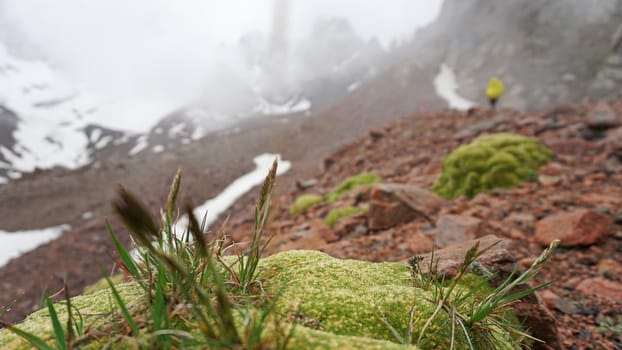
[1,0,443,131]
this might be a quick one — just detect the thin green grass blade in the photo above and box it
[46,298,68,350]
[106,221,141,281]
[0,301,15,319]
[63,282,74,348]
[165,169,182,221]
[0,321,55,350]
[152,263,169,333]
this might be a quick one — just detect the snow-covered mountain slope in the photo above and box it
[0,43,131,182]
[0,16,394,181]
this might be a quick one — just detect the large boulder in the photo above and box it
[534,209,613,247]
[368,183,442,230]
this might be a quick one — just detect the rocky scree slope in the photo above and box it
[226,101,622,349]
[365,0,622,113]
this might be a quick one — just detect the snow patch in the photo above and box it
[129,135,148,156]
[175,153,291,235]
[0,224,70,268]
[347,81,361,92]
[152,145,165,153]
[433,63,476,111]
[255,97,311,115]
[0,176,7,184]
[89,128,102,143]
[7,170,21,179]
[94,135,113,150]
[82,211,94,220]
[191,126,206,141]
[0,44,97,172]
[168,122,186,138]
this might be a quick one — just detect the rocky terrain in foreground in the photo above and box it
[219,101,622,349]
[2,97,622,349]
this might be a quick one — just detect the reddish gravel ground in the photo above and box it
[225,102,622,349]
[2,100,622,349]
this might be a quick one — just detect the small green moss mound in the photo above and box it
[432,133,552,199]
[325,206,368,228]
[326,173,382,202]
[291,194,323,217]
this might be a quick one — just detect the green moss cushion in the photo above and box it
[432,133,552,199]
[0,251,522,349]
[324,206,368,228]
[326,173,382,202]
[290,194,324,217]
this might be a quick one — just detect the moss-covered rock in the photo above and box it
[326,173,382,202]
[432,133,552,199]
[83,274,125,295]
[325,206,368,228]
[290,194,323,217]
[0,251,523,349]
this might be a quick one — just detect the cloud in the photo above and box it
[0,0,442,131]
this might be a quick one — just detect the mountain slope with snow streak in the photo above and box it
[0,44,128,181]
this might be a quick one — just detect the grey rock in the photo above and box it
[605,54,622,65]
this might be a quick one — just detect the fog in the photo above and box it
[0,1,442,132]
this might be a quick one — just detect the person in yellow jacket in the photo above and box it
[486,77,504,108]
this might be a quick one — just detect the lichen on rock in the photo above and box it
[432,133,552,199]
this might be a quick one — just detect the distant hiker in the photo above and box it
[486,77,504,109]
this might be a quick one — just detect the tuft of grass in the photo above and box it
[325,173,382,202]
[324,206,368,228]
[401,239,560,349]
[1,161,291,349]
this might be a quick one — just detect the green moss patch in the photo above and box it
[432,133,552,199]
[326,173,382,203]
[290,194,323,217]
[325,206,368,228]
[0,251,524,349]
[261,250,519,349]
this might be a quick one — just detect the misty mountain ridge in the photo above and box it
[0,16,392,184]
[3,0,622,185]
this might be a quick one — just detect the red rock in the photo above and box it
[586,104,621,129]
[538,289,560,311]
[597,258,622,279]
[538,175,562,186]
[435,214,502,248]
[400,230,434,254]
[576,277,622,302]
[534,209,613,247]
[545,139,598,155]
[518,256,537,268]
[578,193,621,207]
[507,212,536,230]
[368,183,442,230]
[538,290,579,314]
[539,162,565,176]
